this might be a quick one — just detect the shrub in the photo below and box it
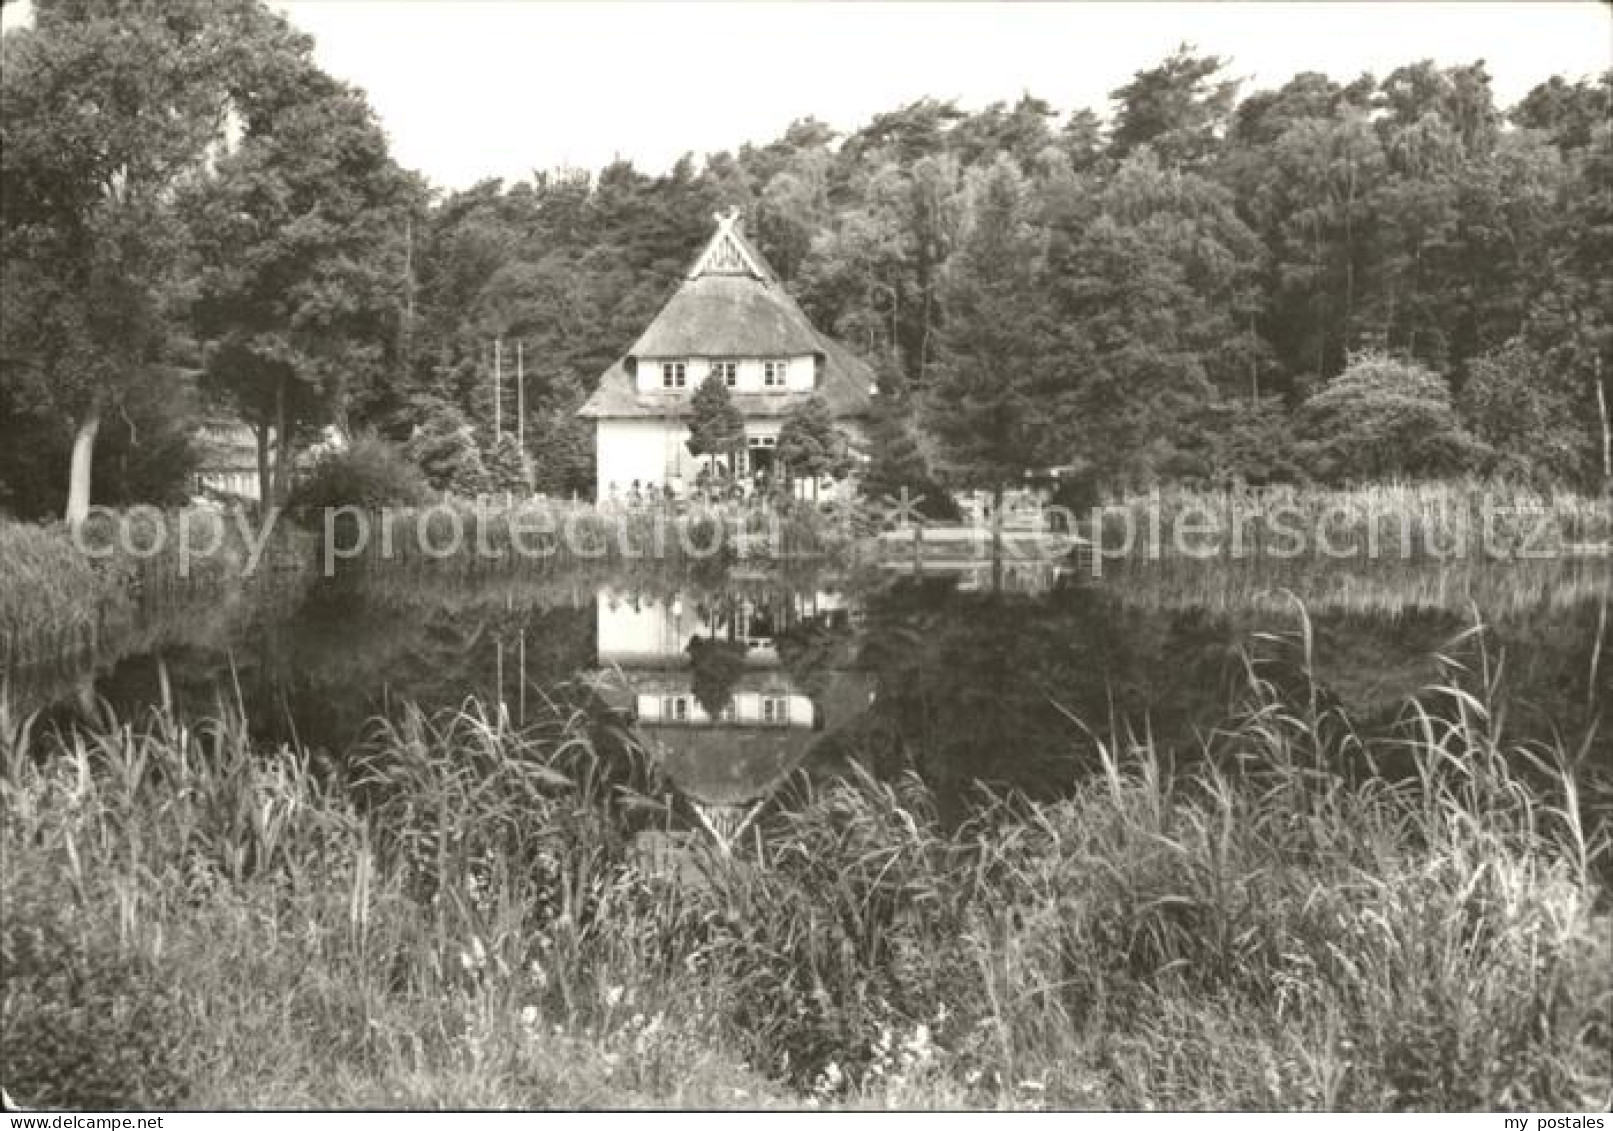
[1296,352,1491,484]
[1176,396,1303,487]
[1461,338,1595,488]
[289,436,431,513]
[1,868,190,1109]
[402,397,489,496]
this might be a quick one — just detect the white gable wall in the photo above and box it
[595,415,866,503]
[634,355,816,396]
[597,419,691,498]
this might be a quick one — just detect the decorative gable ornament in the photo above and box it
[689,207,769,281]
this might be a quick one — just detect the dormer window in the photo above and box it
[661,361,686,390]
[763,360,788,389]
[710,360,737,388]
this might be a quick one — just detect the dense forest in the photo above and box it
[2,0,1610,519]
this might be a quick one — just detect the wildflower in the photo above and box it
[814,1061,844,1095]
[604,984,624,1009]
[520,1005,539,1030]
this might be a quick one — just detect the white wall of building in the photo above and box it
[597,414,865,503]
[597,418,694,497]
[635,354,816,396]
[637,690,814,727]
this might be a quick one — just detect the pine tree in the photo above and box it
[926,157,1057,550]
[859,396,958,521]
[485,433,533,495]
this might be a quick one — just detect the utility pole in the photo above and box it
[493,337,503,439]
[517,341,525,454]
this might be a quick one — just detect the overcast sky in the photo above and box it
[5,1,1609,189]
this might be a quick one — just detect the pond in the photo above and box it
[8,554,1611,836]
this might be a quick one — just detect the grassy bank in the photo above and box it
[3,621,1607,1110]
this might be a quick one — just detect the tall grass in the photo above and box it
[1096,555,1612,619]
[2,617,1607,1109]
[1,512,312,669]
[1097,479,1611,561]
[0,521,129,665]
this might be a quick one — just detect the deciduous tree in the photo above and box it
[0,0,300,524]
[685,373,745,482]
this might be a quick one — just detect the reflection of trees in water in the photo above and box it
[685,636,749,719]
[40,562,1608,828]
[853,575,1610,819]
[856,581,1164,814]
[74,573,597,755]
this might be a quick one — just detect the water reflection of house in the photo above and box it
[596,587,866,848]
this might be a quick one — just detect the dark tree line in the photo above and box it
[4,6,1609,519]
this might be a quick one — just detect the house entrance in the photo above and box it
[745,435,778,487]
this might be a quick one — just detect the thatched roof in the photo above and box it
[645,723,816,806]
[579,212,874,421]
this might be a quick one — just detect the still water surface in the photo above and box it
[11,557,1610,828]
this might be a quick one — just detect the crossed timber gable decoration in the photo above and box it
[690,207,767,281]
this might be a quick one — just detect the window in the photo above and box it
[661,361,686,390]
[661,696,688,721]
[710,360,737,388]
[763,359,788,388]
[762,696,788,724]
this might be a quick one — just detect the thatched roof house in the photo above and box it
[579,209,874,499]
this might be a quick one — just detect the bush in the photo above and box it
[1176,397,1303,487]
[1,869,190,1109]
[288,436,431,513]
[402,397,489,496]
[1296,352,1490,484]
[1461,339,1596,488]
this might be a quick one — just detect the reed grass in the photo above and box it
[1096,555,1612,619]
[0,520,129,665]
[0,512,312,669]
[1,614,1607,1110]
[333,498,850,574]
[1097,479,1611,562]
